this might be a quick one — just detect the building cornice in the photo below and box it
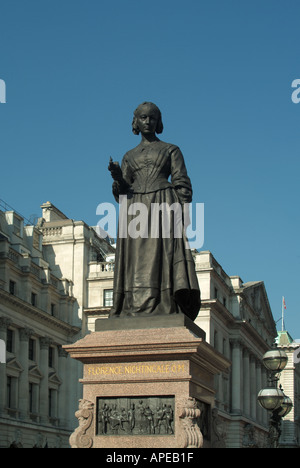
[231,319,271,355]
[201,299,235,327]
[83,307,110,317]
[201,298,272,354]
[235,282,276,333]
[0,289,80,337]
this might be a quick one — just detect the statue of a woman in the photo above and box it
[108,102,200,321]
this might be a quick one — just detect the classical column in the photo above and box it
[261,367,268,425]
[0,317,11,415]
[250,355,257,419]
[231,340,242,414]
[18,328,34,419]
[58,346,69,428]
[256,362,262,423]
[39,337,51,423]
[243,348,250,417]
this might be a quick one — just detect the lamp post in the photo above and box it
[257,347,293,448]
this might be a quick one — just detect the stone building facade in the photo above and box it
[194,252,277,447]
[0,207,79,447]
[39,201,115,336]
[0,202,113,448]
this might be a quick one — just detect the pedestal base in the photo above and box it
[64,315,230,448]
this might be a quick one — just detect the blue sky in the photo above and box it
[1,0,299,337]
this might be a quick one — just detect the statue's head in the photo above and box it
[132,102,164,135]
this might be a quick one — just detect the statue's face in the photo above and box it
[135,104,159,135]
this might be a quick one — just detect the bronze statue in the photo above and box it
[108,102,200,321]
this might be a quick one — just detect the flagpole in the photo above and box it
[281,296,284,331]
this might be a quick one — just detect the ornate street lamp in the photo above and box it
[257,346,293,448]
[262,349,288,373]
[277,393,293,418]
[257,387,284,411]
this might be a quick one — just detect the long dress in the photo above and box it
[109,139,201,321]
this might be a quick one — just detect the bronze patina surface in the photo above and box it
[108,102,200,321]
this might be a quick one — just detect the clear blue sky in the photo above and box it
[1,0,299,337]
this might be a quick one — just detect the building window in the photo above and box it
[6,329,13,353]
[48,389,57,418]
[9,280,16,295]
[13,215,23,237]
[29,338,35,361]
[31,293,37,307]
[50,303,56,316]
[48,389,53,417]
[49,346,54,368]
[29,382,38,415]
[214,330,218,350]
[214,288,218,299]
[7,376,12,408]
[29,383,34,413]
[6,376,16,409]
[104,289,113,307]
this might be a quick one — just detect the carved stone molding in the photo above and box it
[19,328,34,341]
[230,338,243,349]
[9,429,23,448]
[40,336,52,349]
[69,399,94,449]
[58,346,69,358]
[178,397,203,448]
[242,423,257,448]
[211,408,226,448]
[0,316,12,331]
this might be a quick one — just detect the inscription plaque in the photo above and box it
[96,396,175,436]
[87,362,185,378]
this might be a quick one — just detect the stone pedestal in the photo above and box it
[64,314,230,449]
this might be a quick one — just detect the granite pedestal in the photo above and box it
[64,314,230,449]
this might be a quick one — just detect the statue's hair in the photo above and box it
[132,102,164,135]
